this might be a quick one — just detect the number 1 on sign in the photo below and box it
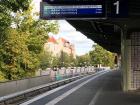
[114,1,119,14]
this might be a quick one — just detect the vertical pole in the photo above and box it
[121,25,131,91]
[121,25,127,91]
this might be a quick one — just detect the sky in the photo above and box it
[32,0,95,56]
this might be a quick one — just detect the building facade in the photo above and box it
[44,37,76,58]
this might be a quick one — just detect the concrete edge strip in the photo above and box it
[20,70,108,105]
[44,71,108,105]
[88,87,103,105]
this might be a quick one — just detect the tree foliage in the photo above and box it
[39,51,76,69]
[59,52,77,67]
[39,51,56,70]
[76,54,91,67]
[0,0,30,36]
[0,1,59,80]
[89,44,115,68]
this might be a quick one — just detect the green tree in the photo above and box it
[0,28,43,79]
[0,3,59,80]
[0,0,30,40]
[89,44,115,68]
[58,51,76,68]
[39,51,58,70]
[76,53,91,67]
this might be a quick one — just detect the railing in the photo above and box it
[36,66,95,79]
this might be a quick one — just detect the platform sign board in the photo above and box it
[40,2,106,19]
[42,0,105,5]
[111,0,128,18]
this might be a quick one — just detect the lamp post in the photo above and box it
[84,62,87,73]
[80,63,82,74]
[62,62,64,67]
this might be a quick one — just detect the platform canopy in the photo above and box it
[40,0,140,54]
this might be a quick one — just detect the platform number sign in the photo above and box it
[114,1,119,15]
[111,0,128,18]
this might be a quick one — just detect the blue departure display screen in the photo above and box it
[41,0,128,19]
[40,3,106,19]
[42,0,104,5]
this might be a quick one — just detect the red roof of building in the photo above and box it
[60,37,69,43]
[48,37,57,43]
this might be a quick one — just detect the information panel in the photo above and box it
[40,3,106,19]
[111,0,128,18]
[42,0,104,5]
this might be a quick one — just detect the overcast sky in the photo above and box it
[32,0,95,55]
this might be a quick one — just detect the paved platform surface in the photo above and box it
[20,70,140,105]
